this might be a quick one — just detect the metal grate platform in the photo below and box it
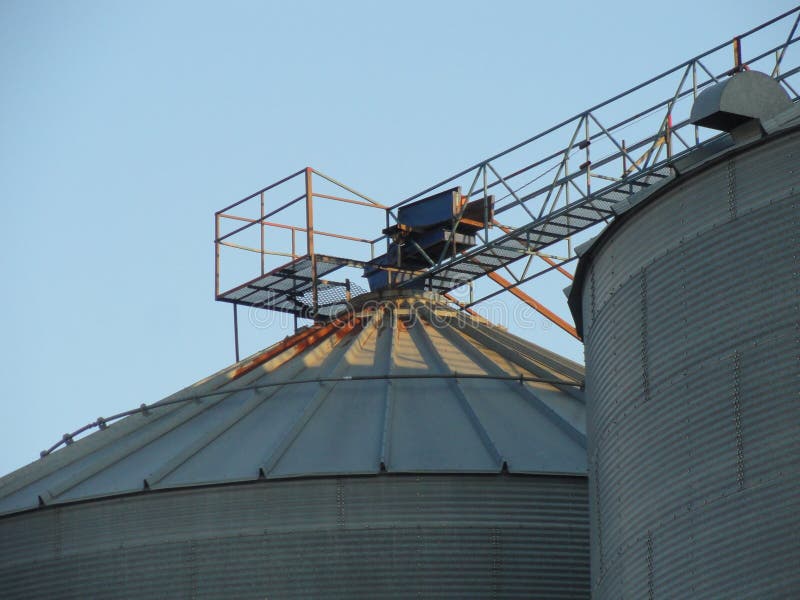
[217,254,367,318]
[401,168,672,294]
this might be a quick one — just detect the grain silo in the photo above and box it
[567,71,800,598]
[5,8,798,598]
[0,291,589,598]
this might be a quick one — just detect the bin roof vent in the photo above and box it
[690,70,792,132]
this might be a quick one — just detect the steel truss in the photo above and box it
[215,7,800,352]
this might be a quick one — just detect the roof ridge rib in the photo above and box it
[145,320,360,487]
[410,303,504,469]
[1,322,347,501]
[417,305,586,450]
[377,306,397,472]
[476,321,585,380]
[40,320,358,503]
[259,312,382,477]
[450,311,585,402]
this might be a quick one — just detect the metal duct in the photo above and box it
[690,69,792,132]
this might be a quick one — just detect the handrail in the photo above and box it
[212,7,800,328]
[389,6,800,210]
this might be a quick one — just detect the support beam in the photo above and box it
[485,270,579,339]
[443,292,480,317]
[305,167,318,314]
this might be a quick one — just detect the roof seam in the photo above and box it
[451,312,585,402]
[378,307,396,471]
[431,311,587,448]
[42,319,359,502]
[411,304,504,469]
[260,314,379,476]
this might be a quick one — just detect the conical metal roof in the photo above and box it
[0,291,585,516]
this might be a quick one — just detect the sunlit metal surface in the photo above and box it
[570,101,800,597]
[0,292,585,515]
[0,292,589,598]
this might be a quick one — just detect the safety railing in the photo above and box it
[215,167,387,311]
[214,7,800,339]
[386,6,800,301]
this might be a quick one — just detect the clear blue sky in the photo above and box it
[2,0,796,476]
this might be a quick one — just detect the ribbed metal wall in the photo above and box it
[581,128,800,598]
[0,474,588,599]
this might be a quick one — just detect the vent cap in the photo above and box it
[690,70,791,132]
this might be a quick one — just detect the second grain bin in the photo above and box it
[568,71,800,598]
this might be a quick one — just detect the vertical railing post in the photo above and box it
[305,167,318,314]
[215,213,221,297]
[733,36,743,72]
[666,113,673,160]
[233,304,240,362]
[260,192,265,275]
[482,165,489,243]
[621,140,627,176]
[565,145,571,257]
[451,189,459,260]
[385,209,390,253]
[584,116,591,197]
[385,208,392,288]
[693,61,700,145]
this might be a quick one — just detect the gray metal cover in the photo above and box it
[572,124,800,597]
[689,70,792,132]
[0,291,589,598]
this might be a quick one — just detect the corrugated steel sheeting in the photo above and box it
[0,291,589,598]
[578,126,800,598]
[0,474,589,599]
[0,293,585,516]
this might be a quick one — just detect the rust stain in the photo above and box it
[229,317,360,380]
[485,270,579,340]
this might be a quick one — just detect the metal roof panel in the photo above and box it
[0,291,586,515]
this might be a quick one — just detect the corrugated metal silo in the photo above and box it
[568,72,800,598]
[0,291,589,598]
